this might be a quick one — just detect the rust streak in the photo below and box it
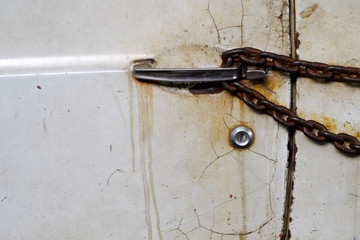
[128,77,136,172]
[136,81,163,240]
[137,82,154,240]
[148,131,164,240]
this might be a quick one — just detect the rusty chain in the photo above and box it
[222,47,360,83]
[221,47,360,155]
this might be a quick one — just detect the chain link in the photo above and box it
[221,47,360,155]
[222,47,360,84]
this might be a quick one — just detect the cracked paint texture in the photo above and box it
[0,0,291,239]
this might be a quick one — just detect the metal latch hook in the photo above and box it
[133,61,266,83]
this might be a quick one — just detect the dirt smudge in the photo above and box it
[300,3,319,19]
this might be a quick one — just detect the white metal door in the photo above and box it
[3,1,358,240]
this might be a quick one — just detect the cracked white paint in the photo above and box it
[0,0,290,239]
[292,0,360,239]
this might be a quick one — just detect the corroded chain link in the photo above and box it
[222,47,360,83]
[221,48,360,155]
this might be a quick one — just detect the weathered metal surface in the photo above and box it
[0,0,290,239]
[291,1,360,239]
[222,47,360,155]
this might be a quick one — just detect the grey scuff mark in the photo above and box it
[264,27,271,51]
[111,90,128,128]
[249,149,276,162]
[109,144,113,152]
[205,0,221,44]
[350,193,359,198]
[1,196,7,202]
[275,124,280,151]
[240,0,244,46]
[106,169,125,185]
[279,1,288,50]
[353,162,360,236]
[42,118,46,135]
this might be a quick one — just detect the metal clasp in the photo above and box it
[132,60,266,83]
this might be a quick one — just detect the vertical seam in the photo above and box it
[281,0,297,239]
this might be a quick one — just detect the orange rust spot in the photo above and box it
[303,112,338,132]
[264,72,284,92]
[356,132,360,139]
[321,117,337,132]
[240,72,286,106]
[300,112,360,139]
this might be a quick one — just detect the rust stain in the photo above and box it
[300,3,319,19]
[135,80,163,240]
[243,72,285,105]
[128,76,136,172]
[263,72,285,93]
[302,112,337,132]
[136,81,153,240]
[300,111,360,138]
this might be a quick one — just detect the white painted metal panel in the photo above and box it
[292,1,360,239]
[0,0,291,239]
